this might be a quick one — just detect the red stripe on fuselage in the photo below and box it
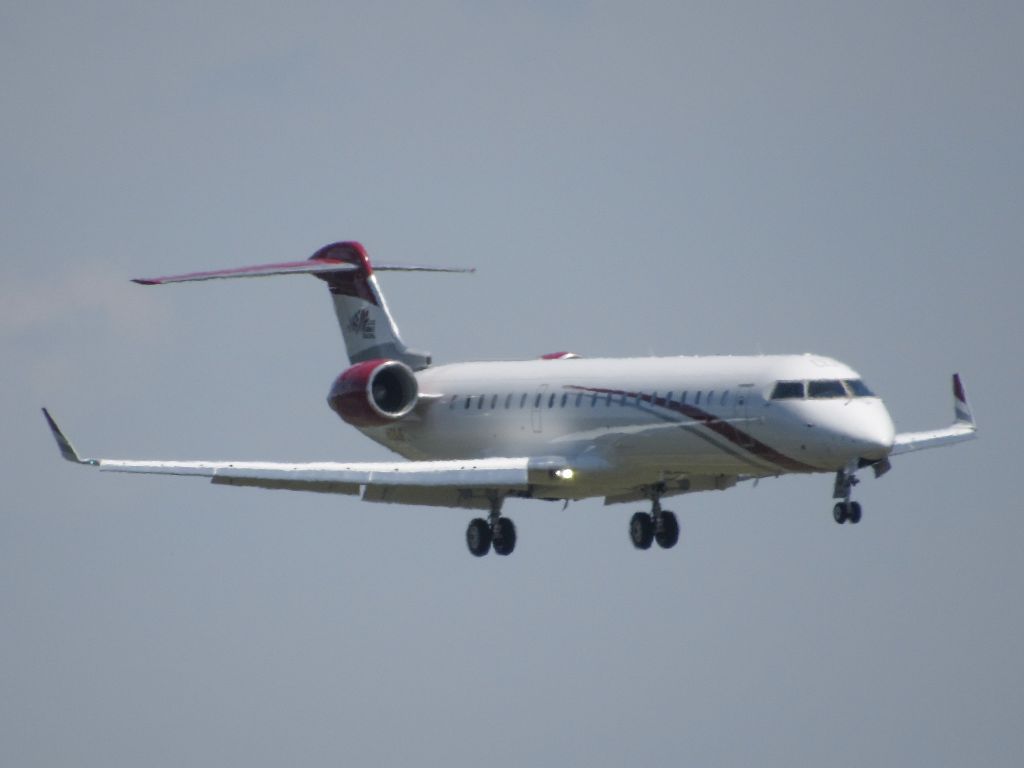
[569,385,816,473]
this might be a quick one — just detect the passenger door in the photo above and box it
[531,384,548,433]
[733,383,756,448]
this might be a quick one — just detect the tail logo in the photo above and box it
[347,308,377,340]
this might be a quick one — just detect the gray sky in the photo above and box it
[3,2,1022,766]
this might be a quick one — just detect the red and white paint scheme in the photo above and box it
[44,241,977,556]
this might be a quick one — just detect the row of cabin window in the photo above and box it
[448,389,733,411]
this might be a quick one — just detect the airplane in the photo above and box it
[43,241,977,556]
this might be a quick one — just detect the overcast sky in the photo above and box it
[3,2,1022,766]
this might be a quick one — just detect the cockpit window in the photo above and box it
[773,378,876,400]
[770,381,805,400]
[808,379,848,399]
[843,379,874,397]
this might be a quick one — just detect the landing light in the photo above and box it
[554,468,575,480]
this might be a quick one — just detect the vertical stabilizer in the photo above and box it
[310,242,431,369]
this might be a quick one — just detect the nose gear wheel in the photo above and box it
[832,469,864,525]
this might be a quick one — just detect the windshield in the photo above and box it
[771,378,877,400]
[770,381,805,400]
[808,380,847,399]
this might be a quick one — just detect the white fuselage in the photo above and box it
[351,353,896,499]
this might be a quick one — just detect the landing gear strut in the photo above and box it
[629,492,679,550]
[466,497,516,556]
[832,468,863,525]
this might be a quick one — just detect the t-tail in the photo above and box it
[133,241,473,370]
[308,242,428,369]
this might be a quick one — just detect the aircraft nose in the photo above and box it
[846,408,895,460]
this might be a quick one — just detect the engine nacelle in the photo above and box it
[327,359,419,427]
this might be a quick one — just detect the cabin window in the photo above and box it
[666,391,674,404]
[534,393,542,408]
[591,392,598,407]
[844,379,875,397]
[722,390,730,405]
[464,397,472,409]
[770,381,804,400]
[681,391,688,404]
[504,393,512,409]
[478,395,485,409]
[449,395,458,409]
[695,391,702,405]
[558,393,566,407]
[808,380,847,399]
[489,394,497,409]
[548,393,556,408]
[520,393,528,408]
[605,392,612,406]
[575,393,583,407]
[708,390,715,406]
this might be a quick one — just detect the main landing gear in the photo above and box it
[466,498,516,556]
[629,496,679,550]
[832,468,863,525]
[833,500,862,525]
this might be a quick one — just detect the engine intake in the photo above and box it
[328,359,419,427]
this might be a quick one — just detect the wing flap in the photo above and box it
[361,485,493,509]
[93,457,532,489]
[603,474,740,505]
[211,474,361,495]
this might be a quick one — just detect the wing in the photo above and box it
[891,373,978,456]
[42,409,568,510]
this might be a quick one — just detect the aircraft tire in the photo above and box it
[654,510,680,549]
[630,512,654,550]
[833,502,847,524]
[848,502,862,525]
[466,518,492,556]
[492,517,517,556]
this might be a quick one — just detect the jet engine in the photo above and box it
[327,359,419,427]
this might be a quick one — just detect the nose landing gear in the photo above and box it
[832,468,863,525]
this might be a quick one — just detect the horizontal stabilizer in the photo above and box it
[134,260,474,285]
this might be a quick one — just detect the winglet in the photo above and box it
[41,408,97,465]
[953,373,975,427]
